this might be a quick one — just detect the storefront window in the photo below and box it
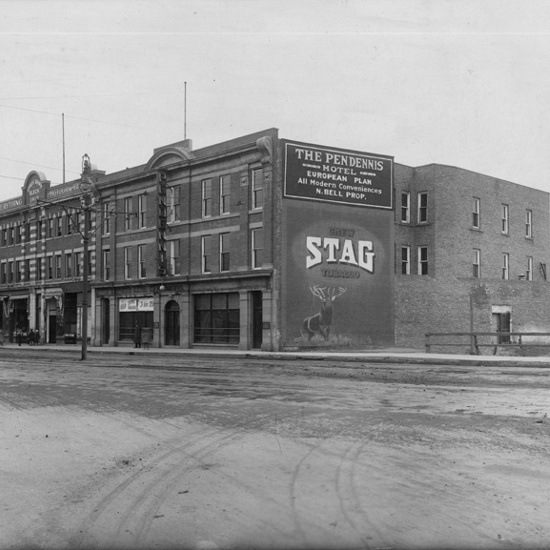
[194,292,239,344]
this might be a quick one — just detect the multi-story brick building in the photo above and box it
[394,163,550,349]
[1,128,549,351]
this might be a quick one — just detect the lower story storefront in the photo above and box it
[93,274,276,350]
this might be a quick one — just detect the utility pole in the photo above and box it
[80,154,93,360]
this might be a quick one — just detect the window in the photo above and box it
[418,246,428,275]
[7,261,13,283]
[202,179,212,218]
[417,192,428,223]
[8,226,14,245]
[251,228,264,269]
[48,218,55,238]
[473,249,481,278]
[102,201,111,235]
[0,263,5,284]
[252,168,264,209]
[220,175,231,215]
[15,224,21,244]
[1,227,6,246]
[168,239,181,276]
[502,253,509,280]
[75,210,82,233]
[202,235,212,273]
[138,194,147,229]
[103,249,110,280]
[56,216,63,237]
[527,256,533,281]
[15,260,22,283]
[124,247,132,279]
[472,197,480,228]
[502,204,509,234]
[194,292,240,344]
[65,254,72,278]
[55,255,62,279]
[47,256,53,280]
[124,197,133,231]
[75,252,82,277]
[167,187,181,223]
[526,209,533,239]
[220,233,230,272]
[24,259,30,281]
[36,258,42,281]
[401,192,410,223]
[66,209,73,235]
[138,245,146,278]
[401,246,410,275]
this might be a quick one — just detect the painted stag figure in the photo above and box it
[302,285,347,341]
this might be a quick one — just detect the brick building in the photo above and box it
[394,163,550,349]
[0,128,549,351]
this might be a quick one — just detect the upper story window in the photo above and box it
[102,201,111,235]
[417,192,428,223]
[48,218,55,238]
[251,228,264,269]
[418,246,428,275]
[526,209,533,239]
[47,256,53,280]
[138,245,146,278]
[473,249,481,278]
[472,197,480,228]
[56,216,63,237]
[527,256,533,281]
[252,168,264,210]
[167,187,181,223]
[124,197,133,231]
[401,245,410,275]
[220,233,230,272]
[124,247,132,279]
[201,235,212,273]
[220,175,231,215]
[138,194,147,229]
[168,239,181,276]
[15,224,21,244]
[65,253,73,278]
[401,192,410,223]
[502,253,509,280]
[55,255,62,279]
[36,258,42,281]
[501,204,509,234]
[202,179,212,218]
[103,249,110,281]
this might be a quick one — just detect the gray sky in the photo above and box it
[1,0,550,202]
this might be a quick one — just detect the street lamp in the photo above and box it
[79,153,94,360]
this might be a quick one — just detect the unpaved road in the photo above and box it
[1,350,550,550]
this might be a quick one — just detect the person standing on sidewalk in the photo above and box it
[133,322,142,348]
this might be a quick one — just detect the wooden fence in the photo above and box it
[425,332,550,356]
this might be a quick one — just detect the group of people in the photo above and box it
[15,329,39,346]
[133,323,152,350]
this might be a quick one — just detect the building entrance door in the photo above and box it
[165,300,180,346]
[251,291,263,349]
[492,310,511,344]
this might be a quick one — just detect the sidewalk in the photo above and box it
[3,342,550,368]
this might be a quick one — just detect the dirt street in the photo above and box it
[1,350,550,550]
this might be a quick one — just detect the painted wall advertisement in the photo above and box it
[282,140,395,347]
[283,140,393,209]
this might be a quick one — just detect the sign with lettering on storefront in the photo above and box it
[283,140,393,209]
[119,298,154,312]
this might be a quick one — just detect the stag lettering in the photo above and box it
[302,285,347,341]
[306,236,374,272]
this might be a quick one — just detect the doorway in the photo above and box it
[165,300,180,346]
[492,307,511,344]
[251,291,263,349]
